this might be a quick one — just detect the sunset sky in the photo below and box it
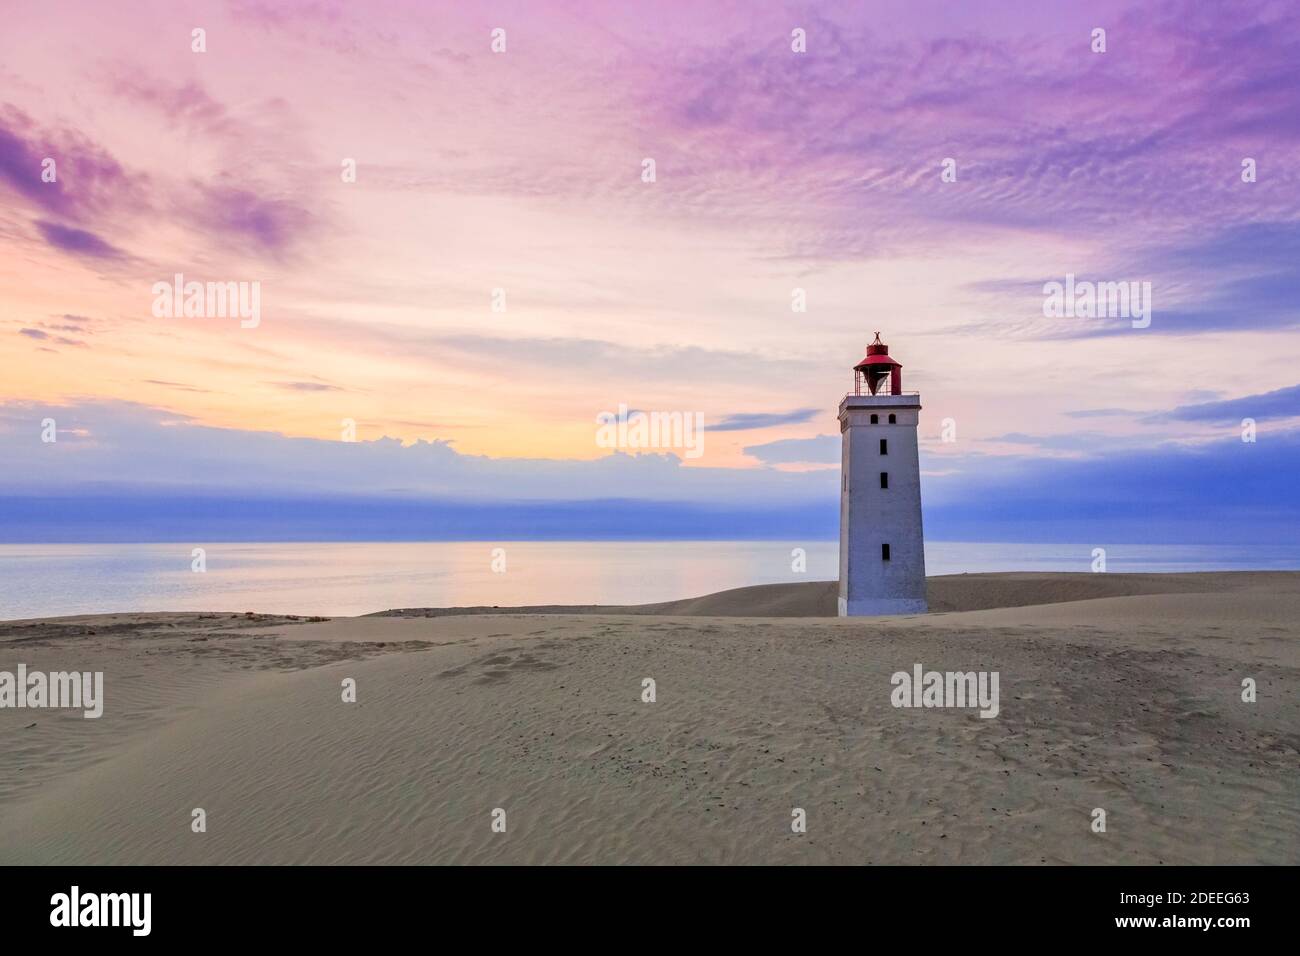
[2,0,1299,542]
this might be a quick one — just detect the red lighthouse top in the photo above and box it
[853,332,903,395]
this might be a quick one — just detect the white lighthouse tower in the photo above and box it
[838,333,927,616]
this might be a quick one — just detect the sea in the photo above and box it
[2,541,1298,620]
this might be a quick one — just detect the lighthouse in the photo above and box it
[838,333,927,616]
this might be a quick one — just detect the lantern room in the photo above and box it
[852,332,903,396]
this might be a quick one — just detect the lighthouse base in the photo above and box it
[838,597,929,617]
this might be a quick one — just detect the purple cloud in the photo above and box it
[0,107,139,221]
[107,76,232,131]
[34,220,124,259]
[1157,384,1300,424]
[143,380,215,393]
[197,184,314,256]
[40,316,93,333]
[713,409,819,432]
[635,1,1300,261]
[18,326,84,347]
[270,381,343,392]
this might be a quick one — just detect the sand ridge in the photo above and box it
[369,570,1289,618]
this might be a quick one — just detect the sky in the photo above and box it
[1,0,1298,543]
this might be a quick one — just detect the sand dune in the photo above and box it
[1,572,1296,864]
[372,570,1283,618]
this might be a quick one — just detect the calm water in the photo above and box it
[2,541,1299,620]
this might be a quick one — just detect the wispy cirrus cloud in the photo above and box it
[713,409,818,431]
[953,219,1300,340]
[638,1,1300,263]
[1155,384,1300,423]
[270,381,344,393]
[105,75,235,133]
[143,380,215,394]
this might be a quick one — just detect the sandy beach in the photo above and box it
[1,571,1296,865]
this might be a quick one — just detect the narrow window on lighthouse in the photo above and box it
[870,414,879,424]
[880,438,888,455]
[888,413,896,424]
[880,471,889,489]
[882,543,891,561]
